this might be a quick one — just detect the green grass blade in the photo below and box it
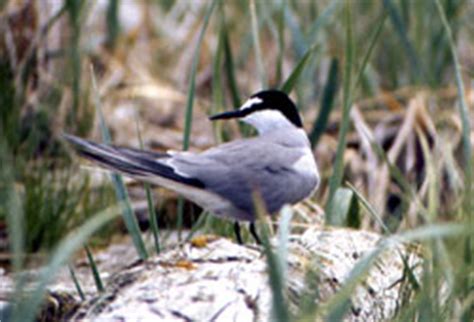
[0,140,26,320]
[222,14,241,108]
[346,182,391,234]
[325,0,354,224]
[84,244,105,293]
[324,222,469,320]
[185,211,209,242]
[395,223,469,242]
[0,142,24,273]
[284,5,307,58]
[108,174,148,259]
[435,0,472,216]
[182,0,218,150]
[325,246,383,321]
[309,57,339,148]
[346,183,420,290]
[307,1,340,43]
[106,0,120,50]
[212,14,226,142]
[144,183,160,253]
[280,44,317,94]
[250,0,267,88]
[329,187,360,228]
[90,66,148,260]
[221,15,253,136]
[68,265,86,301]
[275,0,286,85]
[254,194,290,322]
[13,205,121,322]
[177,0,218,241]
[277,206,293,279]
[133,110,160,254]
[383,0,424,82]
[65,0,83,129]
[353,11,387,92]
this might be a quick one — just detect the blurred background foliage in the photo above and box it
[0,0,473,320]
[0,0,472,258]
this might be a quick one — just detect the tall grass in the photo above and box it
[106,0,120,50]
[435,0,473,211]
[383,0,424,83]
[309,57,339,148]
[253,194,290,322]
[13,206,121,322]
[280,44,318,94]
[176,0,218,241]
[250,0,267,88]
[323,223,470,320]
[65,0,83,130]
[91,66,148,260]
[1,142,24,273]
[325,0,354,223]
[435,1,473,316]
[68,265,85,301]
[133,110,161,254]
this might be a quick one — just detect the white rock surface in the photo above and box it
[66,227,422,321]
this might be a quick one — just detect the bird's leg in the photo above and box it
[249,222,262,245]
[234,221,243,244]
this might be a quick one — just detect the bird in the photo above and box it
[65,89,320,244]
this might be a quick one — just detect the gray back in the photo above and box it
[170,129,317,216]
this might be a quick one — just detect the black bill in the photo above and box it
[209,109,247,121]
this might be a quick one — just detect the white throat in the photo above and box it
[242,109,296,134]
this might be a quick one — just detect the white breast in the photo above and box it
[292,149,320,190]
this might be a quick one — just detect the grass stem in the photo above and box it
[325,0,354,223]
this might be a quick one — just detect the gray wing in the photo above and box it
[170,137,312,215]
[64,134,205,188]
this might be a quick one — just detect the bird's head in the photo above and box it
[209,89,303,134]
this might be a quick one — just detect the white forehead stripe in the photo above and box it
[239,97,263,111]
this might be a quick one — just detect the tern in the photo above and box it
[65,89,319,244]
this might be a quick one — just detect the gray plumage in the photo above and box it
[65,128,318,222]
[170,129,318,220]
[65,90,320,222]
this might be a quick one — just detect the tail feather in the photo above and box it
[64,134,205,188]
